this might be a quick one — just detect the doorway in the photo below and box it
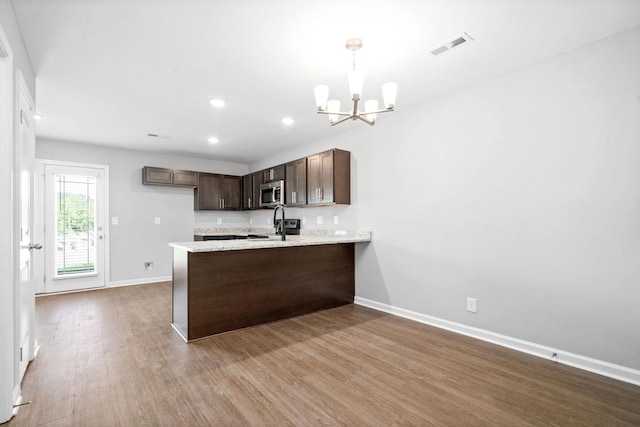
[36,161,109,293]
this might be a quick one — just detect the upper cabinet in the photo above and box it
[263,164,285,183]
[142,166,197,187]
[242,171,264,210]
[194,173,241,211]
[307,149,350,205]
[285,157,307,206]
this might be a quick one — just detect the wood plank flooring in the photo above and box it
[9,281,640,426]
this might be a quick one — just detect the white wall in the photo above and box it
[260,28,640,372]
[36,140,248,284]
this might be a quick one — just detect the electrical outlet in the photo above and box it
[154,217,161,225]
[217,218,222,225]
[302,217,306,225]
[111,217,118,225]
[334,215,339,225]
[466,297,477,313]
[249,218,253,225]
[317,216,323,225]
[144,262,153,271]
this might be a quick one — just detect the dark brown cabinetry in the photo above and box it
[307,149,350,205]
[142,166,197,187]
[285,157,307,206]
[263,164,285,183]
[172,243,355,341]
[194,173,241,210]
[242,171,264,210]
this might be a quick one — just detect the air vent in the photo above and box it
[428,32,474,56]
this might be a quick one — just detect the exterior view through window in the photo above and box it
[54,174,97,276]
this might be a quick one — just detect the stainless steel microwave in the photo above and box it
[259,180,284,207]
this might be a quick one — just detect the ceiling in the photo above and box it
[11,0,640,164]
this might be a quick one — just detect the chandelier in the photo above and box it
[314,38,397,126]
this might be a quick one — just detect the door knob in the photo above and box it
[29,243,42,250]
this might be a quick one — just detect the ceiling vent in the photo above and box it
[428,32,474,56]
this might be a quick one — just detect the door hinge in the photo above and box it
[20,347,23,362]
[20,110,23,124]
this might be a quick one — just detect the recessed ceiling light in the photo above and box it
[208,137,220,144]
[34,114,43,120]
[209,98,226,108]
[281,117,294,126]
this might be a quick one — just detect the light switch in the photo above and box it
[334,216,339,225]
[317,216,323,225]
[154,217,161,225]
[111,217,118,225]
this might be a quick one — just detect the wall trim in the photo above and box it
[354,297,640,387]
[108,276,171,288]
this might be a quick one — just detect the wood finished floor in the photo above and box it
[9,281,640,426]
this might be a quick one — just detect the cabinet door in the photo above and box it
[143,167,173,185]
[251,171,263,210]
[307,154,321,205]
[307,151,334,205]
[173,170,197,187]
[242,174,252,210]
[263,164,285,182]
[318,150,334,203]
[194,173,222,210]
[285,158,306,206]
[220,175,241,210]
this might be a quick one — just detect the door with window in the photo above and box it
[43,164,107,293]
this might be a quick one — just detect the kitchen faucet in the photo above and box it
[273,204,286,241]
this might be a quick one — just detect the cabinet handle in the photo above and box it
[222,198,225,209]
[248,197,251,208]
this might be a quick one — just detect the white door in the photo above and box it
[43,164,107,293]
[17,73,37,381]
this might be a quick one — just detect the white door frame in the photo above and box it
[0,22,16,424]
[35,160,110,294]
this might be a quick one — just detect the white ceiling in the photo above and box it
[11,0,640,164]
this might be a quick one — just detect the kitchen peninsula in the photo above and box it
[169,230,371,341]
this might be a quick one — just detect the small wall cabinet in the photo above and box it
[142,167,197,187]
[263,164,285,183]
[194,173,241,211]
[307,149,350,205]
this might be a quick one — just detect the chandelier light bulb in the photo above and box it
[382,82,398,109]
[348,70,364,101]
[327,99,341,123]
[314,85,329,110]
[364,99,379,123]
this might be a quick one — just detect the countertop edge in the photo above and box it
[169,232,372,253]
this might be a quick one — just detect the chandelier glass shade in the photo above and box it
[314,38,397,126]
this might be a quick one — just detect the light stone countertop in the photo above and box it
[170,230,372,253]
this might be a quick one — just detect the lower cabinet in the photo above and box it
[194,173,241,210]
[171,243,355,341]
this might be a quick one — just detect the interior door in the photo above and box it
[17,74,37,381]
[44,164,106,293]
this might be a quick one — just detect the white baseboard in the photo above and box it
[108,276,171,288]
[355,297,640,387]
